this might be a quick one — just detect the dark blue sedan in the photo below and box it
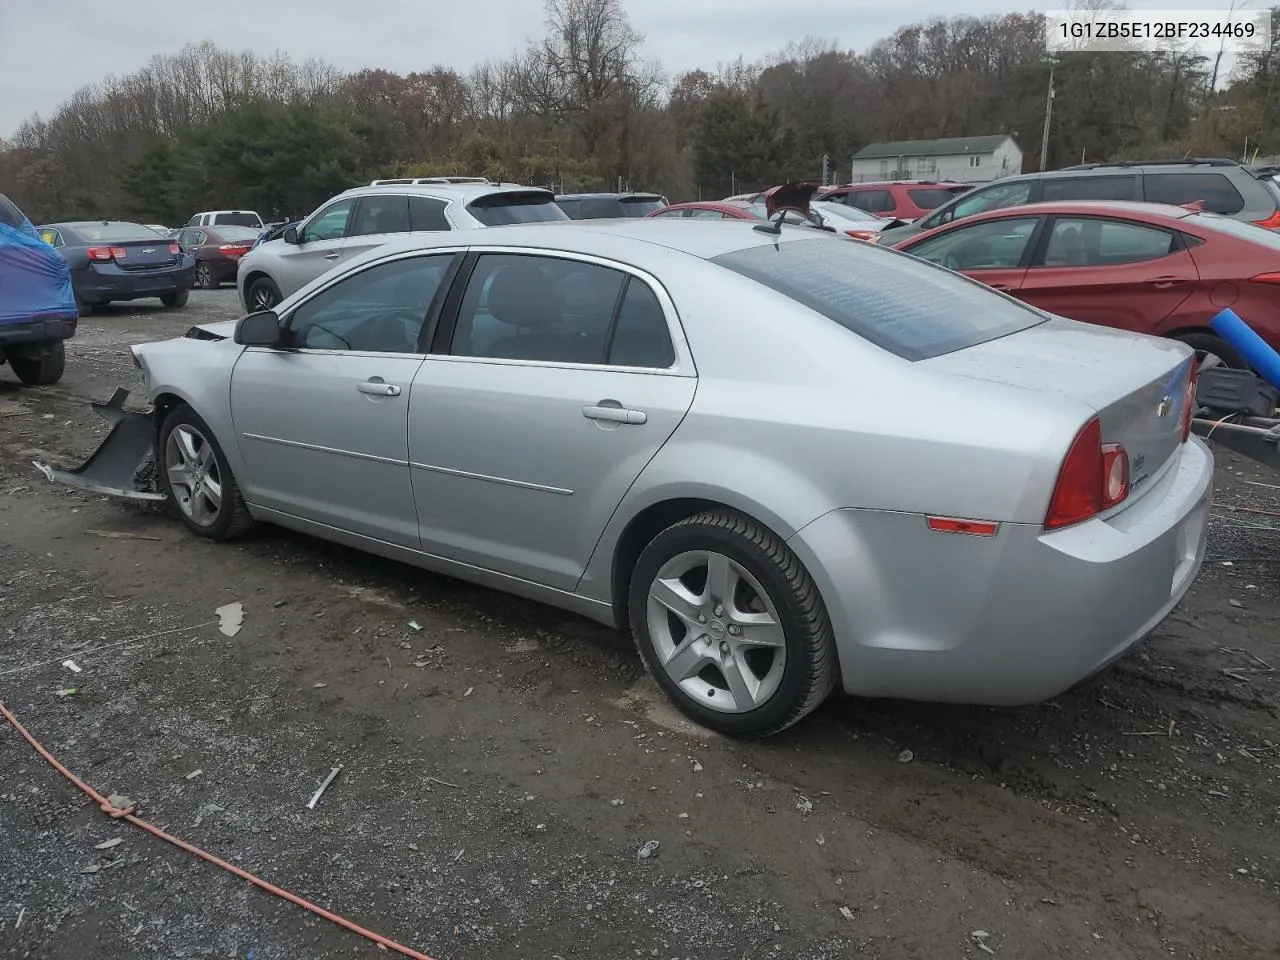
[36,221,196,314]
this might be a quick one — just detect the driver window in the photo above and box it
[299,198,356,243]
[285,254,456,354]
[906,217,1038,271]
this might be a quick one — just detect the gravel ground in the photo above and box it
[1,289,1278,960]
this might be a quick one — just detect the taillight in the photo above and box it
[1044,417,1131,529]
[1181,355,1199,443]
[87,246,127,261]
[169,243,182,255]
[219,244,251,256]
[1253,210,1280,230]
[1249,272,1280,285]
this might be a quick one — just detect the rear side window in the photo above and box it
[713,238,1044,361]
[467,192,569,226]
[1144,173,1245,215]
[350,195,410,237]
[1042,217,1176,266]
[848,190,895,213]
[577,198,624,218]
[212,213,262,227]
[1040,176,1137,201]
[907,188,963,209]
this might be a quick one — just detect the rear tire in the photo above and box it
[161,289,189,308]
[195,262,217,289]
[9,340,66,386]
[1175,332,1245,371]
[157,404,255,541]
[628,509,837,738]
[248,277,282,311]
[76,295,96,316]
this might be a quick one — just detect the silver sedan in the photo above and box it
[44,218,1213,737]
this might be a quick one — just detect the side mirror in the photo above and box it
[234,310,283,347]
[284,226,300,244]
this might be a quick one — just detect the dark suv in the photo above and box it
[879,159,1280,244]
[555,193,667,219]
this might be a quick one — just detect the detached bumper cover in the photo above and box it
[33,388,165,501]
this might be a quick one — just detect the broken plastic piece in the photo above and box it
[32,388,164,501]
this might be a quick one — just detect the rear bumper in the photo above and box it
[75,263,196,301]
[789,437,1214,705]
[0,316,78,347]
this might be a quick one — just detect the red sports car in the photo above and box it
[894,200,1280,368]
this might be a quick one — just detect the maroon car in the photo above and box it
[175,224,262,289]
[647,200,765,220]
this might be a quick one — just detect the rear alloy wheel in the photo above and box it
[1175,332,1245,371]
[195,262,217,289]
[9,339,66,386]
[628,509,837,738]
[160,289,189,308]
[248,277,282,311]
[158,405,254,541]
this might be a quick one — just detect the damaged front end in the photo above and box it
[33,387,165,501]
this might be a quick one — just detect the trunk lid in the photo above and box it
[109,238,179,271]
[926,317,1194,497]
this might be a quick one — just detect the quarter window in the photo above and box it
[449,254,674,367]
[285,254,456,354]
[299,198,355,243]
[409,196,451,231]
[1143,173,1246,215]
[1040,217,1177,267]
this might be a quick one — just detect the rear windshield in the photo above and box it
[212,212,262,227]
[215,225,265,241]
[712,238,1044,361]
[0,194,27,228]
[71,222,166,242]
[467,192,569,226]
[618,197,665,217]
[908,186,969,209]
[1188,212,1280,249]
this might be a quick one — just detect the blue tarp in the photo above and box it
[0,215,77,325]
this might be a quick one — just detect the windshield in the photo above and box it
[215,225,265,241]
[467,192,569,226]
[618,197,665,217]
[70,222,166,242]
[712,237,1044,361]
[1189,212,1280,249]
[212,212,262,227]
[811,201,881,224]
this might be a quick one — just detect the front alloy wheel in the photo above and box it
[165,423,224,527]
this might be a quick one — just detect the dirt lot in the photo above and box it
[2,289,1278,960]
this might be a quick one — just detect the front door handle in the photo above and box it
[583,403,646,425]
[1149,276,1190,288]
[323,252,341,261]
[358,379,401,397]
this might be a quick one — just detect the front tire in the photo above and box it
[628,509,837,738]
[9,340,66,386]
[161,289,189,308]
[157,405,254,541]
[248,277,282,311]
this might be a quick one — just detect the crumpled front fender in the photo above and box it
[33,387,165,501]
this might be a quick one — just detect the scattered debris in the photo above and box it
[194,803,224,826]
[1228,599,1244,608]
[55,688,76,697]
[610,798,624,807]
[313,682,327,689]
[84,529,161,542]
[61,660,82,674]
[306,765,343,810]
[838,906,855,921]
[14,907,24,929]
[504,639,540,654]
[105,794,135,815]
[896,749,914,763]
[215,602,244,638]
[795,796,813,815]
[94,838,123,850]
[184,769,203,780]
[637,840,660,860]
[424,776,460,789]
[407,620,422,631]
[463,686,474,697]
[81,863,101,874]
[692,761,703,773]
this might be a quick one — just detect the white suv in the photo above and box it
[236,182,567,311]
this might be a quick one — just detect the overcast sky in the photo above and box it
[0,0,1253,137]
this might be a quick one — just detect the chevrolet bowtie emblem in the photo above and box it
[1156,396,1173,417]
[142,248,154,254]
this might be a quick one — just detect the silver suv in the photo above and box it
[236,181,567,311]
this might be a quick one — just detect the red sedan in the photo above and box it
[647,200,764,221]
[893,200,1280,368]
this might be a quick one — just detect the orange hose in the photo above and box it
[0,700,440,960]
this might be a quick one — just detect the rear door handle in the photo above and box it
[358,379,401,397]
[323,252,341,261]
[583,403,646,425]
[1150,276,1190,288]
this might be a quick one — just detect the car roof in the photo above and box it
[957,200,1199,222]
[343,217,823,268]
[556,192,664,200]
[824,180,969,188]
[46,220,154,228]
[664,200,758,212]
[333,182,553,203]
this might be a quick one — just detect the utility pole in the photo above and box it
[1039,67,1056,172]
[821,153,830,186]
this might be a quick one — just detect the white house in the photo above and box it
[849,136,1023,184]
